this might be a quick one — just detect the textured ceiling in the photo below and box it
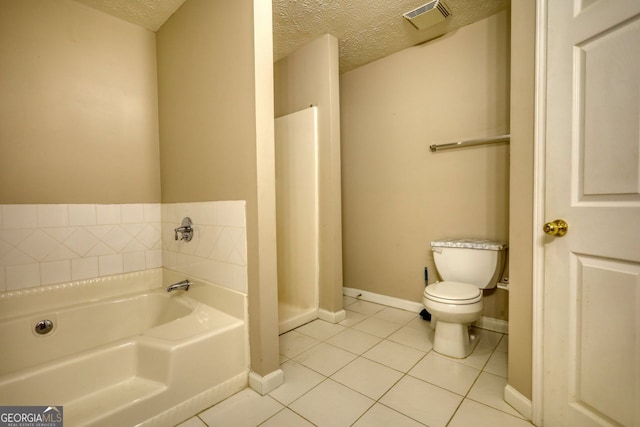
[73,0,187,32]
[74,0,509,73]
[273,0,509,73]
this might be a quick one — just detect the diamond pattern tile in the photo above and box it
[18,230,59,261]
[64,229,100,256]
[0,201,247,293]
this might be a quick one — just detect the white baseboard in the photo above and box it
[474,316,509,334]
[278,309,318,334]
[343,286,508,334]
[318,308,346,323]
[504,384,533,421]
[343,287,423,312]
[248,369,284,395]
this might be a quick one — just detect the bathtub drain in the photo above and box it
[35,319,54,335]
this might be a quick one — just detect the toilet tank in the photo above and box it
[431,239,507,289]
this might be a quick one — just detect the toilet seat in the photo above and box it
[424,281,482,305]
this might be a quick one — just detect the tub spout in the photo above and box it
[167,280,190,292]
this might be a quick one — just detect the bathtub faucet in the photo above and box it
[167,279,190,292]
[174,217,194,242]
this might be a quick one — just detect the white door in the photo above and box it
[543,1,640,426]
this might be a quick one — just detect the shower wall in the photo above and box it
[274,34,344,315]
[275,107,319,333]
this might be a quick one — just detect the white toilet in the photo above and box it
[423,239,506,358]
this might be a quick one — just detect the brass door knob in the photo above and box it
[543,219,568,236]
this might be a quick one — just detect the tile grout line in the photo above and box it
[278,308,421,426]
[193,299,516,427]
[339,309,449,426]
[290,316,512,426]
[277,311,439,426]
[456,334,529,421]
[445,333,511,426]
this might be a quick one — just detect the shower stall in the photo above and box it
[273,33,344,335]
[275,106,319,333]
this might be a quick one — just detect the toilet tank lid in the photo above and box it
[431,239,507,251]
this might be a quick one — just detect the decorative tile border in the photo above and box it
[0,201,248,295]
[0,204,162,292]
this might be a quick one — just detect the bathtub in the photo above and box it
[0,269,249,426]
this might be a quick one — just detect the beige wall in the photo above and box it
[0,0,160,204]
[157,1,256,204]
[252,0,281,382]
[156,0,279,378]
[274,35,344,312]
[508,1,536,400]
[340,11,511,319]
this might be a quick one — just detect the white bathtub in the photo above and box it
[0,269,249,426]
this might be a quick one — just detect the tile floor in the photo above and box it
[178,297,533,426]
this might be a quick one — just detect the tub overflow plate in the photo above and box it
[35,319,54,335]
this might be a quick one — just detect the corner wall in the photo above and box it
[0,0,160,204]
[274,34,344,313]
[340,11,511,319]
[156,0,279,379]
[508,1,536,401]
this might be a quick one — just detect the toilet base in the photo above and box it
[432,320,479,359]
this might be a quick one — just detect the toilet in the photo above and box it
[423,239,507,358]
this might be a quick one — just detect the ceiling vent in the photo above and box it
[403,0,452,30]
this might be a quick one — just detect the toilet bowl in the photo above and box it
[424,239,506,358]
[423,281,483,358]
